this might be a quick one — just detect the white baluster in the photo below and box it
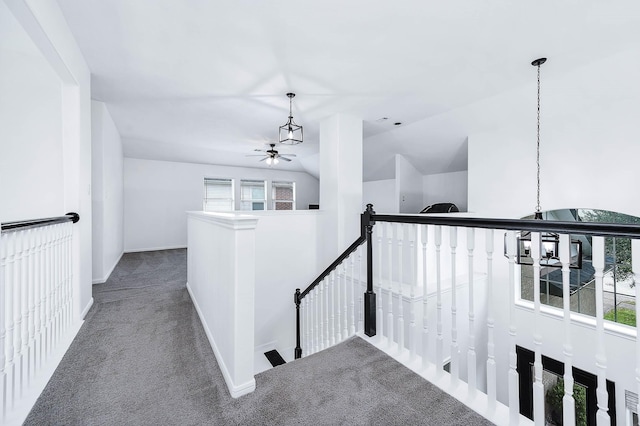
[435,225,444,377]
[408,224,417,361]
[65,224,73,328]
[531,232,544,425]
[311,290,317,354]
[342,263,348,340]
[324,277,329,349]
[330,270,336,345]
[357,246,363,333]
[336,265,342,343]
[558,234,575,426]
[632,239,640,420]
[44,226,53,359]
[505,231,520,424]
[0,233,7,418]
[450,226,459,382]
[54,224,62,347]
[466,228,476,396]
[386,222,394,349]
[5,232,16,411]
[318,279,324,351]
[13,231,24,398]
[485,229,496,412]
[304,296,310,356]
[421,225,429,370]
[396,223,405,354]
[592,236,610,424]
[33,228,43,371]
[350,253,356,336]
[377,226,384,343]
[27,230,36,383]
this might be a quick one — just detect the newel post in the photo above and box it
[294,288,302,359]
[363,204,377,337]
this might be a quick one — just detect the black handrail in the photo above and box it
[1,212,80,234]
[372,214,640,238]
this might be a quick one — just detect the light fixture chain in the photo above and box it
[536,63,541,214]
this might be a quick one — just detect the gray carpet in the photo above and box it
[24,249,493,425]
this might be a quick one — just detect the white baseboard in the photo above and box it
[186,282,256,398]
[92,251,124,284]
[124,245,186,253]
[81,297,94,319]
[4,319,85,426]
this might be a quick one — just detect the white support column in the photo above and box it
[319,114,363,265]
[632,239,640,419]
[396,223,405,354]
[505,231,520,424]
[531,232,544,426]
[386,222,395,349]
[408,224,417,361]
[592,236,610,425]
[559,234,575,426]
[466,228,476,396]
[421,225,429,370]
[450,226,459,382]
[435,226,444,377]
[485,229,496,413]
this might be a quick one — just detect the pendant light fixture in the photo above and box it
[279,93,303,145]
[508,58,582,269]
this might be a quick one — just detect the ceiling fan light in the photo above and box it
[266,157,273,165]
[273,157,279,165]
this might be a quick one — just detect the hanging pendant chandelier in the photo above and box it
[509,58,583,269]
[279,93,303,145]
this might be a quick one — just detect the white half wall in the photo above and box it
[423,170,468,212]
[92,101,124,283]
[124,157,319,252]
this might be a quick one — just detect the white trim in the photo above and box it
[186,211,259,231]
[81,297,94,319]
[92,251,124,284]
[186,282,256,398]
[124,245,187,253]
[4,319,85,426]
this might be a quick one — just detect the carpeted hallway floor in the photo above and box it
[24,249,494,425]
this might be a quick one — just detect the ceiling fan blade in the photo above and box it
[259,157,268,162]
[246,154,267,157]
[279,156,292,162]
[280,154,297,158]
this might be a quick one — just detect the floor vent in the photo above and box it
[264,349,286,367]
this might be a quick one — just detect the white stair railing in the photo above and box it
[1,214,79,423]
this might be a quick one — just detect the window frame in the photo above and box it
[240,179,267,211]
[271,181,296,211]
[203,178,234,212]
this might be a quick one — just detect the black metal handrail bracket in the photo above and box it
[294,204,376,358]
[1,212,80,234]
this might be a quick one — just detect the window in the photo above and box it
[272,181,295,210]
[203,178,233,211]
[240,180,266,211]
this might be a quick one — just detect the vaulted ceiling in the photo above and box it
[56,0,640,180]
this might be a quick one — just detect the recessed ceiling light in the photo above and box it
[394,122,402,126]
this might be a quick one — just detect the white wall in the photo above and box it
[468,49,640,219]
[0,2,64,222]
[124,157,319,252]
[363,179,397,213]
[92,101,124,283]
[252,211,319,361]
[395,154,423,214]
[423,170,468,212]
[1,0,92,318]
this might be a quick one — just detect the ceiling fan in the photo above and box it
[247,143,296,165]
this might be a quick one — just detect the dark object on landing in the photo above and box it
[264,350,286,367]
[420,203,460,214]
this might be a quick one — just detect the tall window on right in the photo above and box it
[272,181,295,210]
